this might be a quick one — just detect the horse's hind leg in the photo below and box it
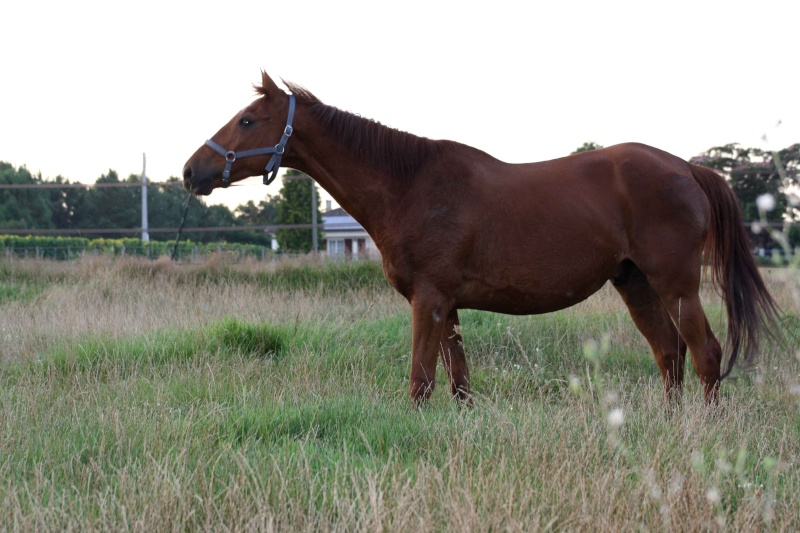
[439,309,471,404]
[660,293,723,404]
[613,262,687,404]
[643,259,724,404]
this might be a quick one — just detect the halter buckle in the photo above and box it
[283,125,293,137]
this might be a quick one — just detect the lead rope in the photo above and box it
[171,193,192,261]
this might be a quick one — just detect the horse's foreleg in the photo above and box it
[439,308,471,404]
[409,290,450,405]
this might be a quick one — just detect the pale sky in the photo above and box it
[1,0,797,211]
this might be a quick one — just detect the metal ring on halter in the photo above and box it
[225,151,236,162]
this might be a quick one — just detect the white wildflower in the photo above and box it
[756,193,776,212]
[607,408,624,428]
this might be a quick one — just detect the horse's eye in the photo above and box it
[240,118,253,127]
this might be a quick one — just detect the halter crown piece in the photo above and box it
[204,93,296,187]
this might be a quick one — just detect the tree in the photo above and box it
[233,196,280,246]
[235,196,279,226]
[0,163,54,229]
[274,169,322,252]
[571,141,604,155]
[0,162,270,244]
[689,143,789,223]
[772,143,800,220]
[48,174,87,230]
[76,170,141,238]
[144,176,269,245]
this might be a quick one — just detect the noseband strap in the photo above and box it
[204,93,296,188]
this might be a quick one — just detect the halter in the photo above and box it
[204,93,296,187]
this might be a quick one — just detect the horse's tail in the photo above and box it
[690,164,781,380]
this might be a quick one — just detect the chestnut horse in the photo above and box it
[184,72,779,405]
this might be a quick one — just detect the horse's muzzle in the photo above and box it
[182,165,213,195]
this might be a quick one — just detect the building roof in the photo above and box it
[323,208,365,232]
[324,207,348,217]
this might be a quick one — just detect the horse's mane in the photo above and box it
[268,81,440,180]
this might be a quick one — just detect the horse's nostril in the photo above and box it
[183,165,193,181]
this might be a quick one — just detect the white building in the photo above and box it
[322,206,378,257]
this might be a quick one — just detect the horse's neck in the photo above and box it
[285,130,402,238]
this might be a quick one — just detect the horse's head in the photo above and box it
[183,71,295,195]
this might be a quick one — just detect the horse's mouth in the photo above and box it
[184,178,216,196]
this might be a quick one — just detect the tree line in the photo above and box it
[0,164,322,252]
[2,141,799,252]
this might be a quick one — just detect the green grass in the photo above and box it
[0,281,43,304]
[1,257,799,530]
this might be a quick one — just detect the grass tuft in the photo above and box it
[207,318,287,358]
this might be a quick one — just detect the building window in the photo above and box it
[327,239,345,255]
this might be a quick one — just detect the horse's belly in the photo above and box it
[456,276,606,315]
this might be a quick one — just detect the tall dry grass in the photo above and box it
[1,255,798,531]
[0,255,402,363]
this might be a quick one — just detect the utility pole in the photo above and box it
[311,176,318,253]
[141,153,150,242]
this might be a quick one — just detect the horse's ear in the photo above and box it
[257,71,281,97]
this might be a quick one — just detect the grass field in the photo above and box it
[1,255,799,531]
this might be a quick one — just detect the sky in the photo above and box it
[1,0,798,211]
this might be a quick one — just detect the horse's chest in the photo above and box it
[380,254,413,299]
